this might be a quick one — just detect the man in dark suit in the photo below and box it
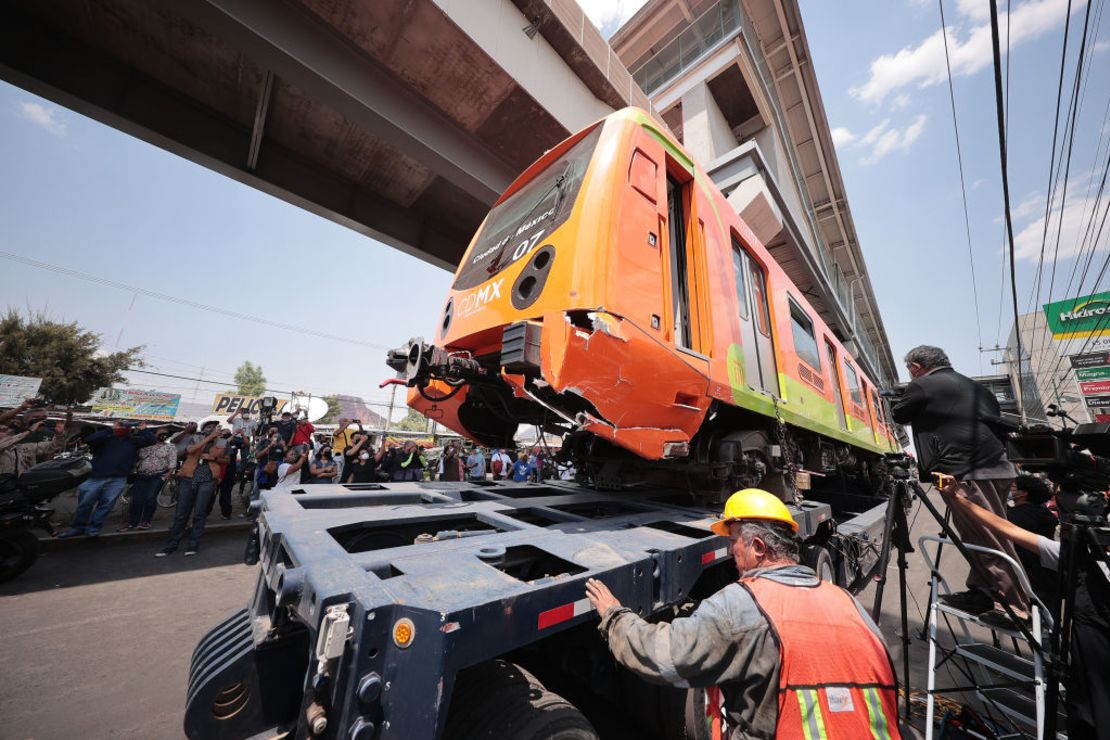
[892,345,1030,625]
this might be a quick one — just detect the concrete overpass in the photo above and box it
[0,0,651,269]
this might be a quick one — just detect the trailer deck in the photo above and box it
[185,480,888,739]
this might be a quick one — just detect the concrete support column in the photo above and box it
[680,82,737,165]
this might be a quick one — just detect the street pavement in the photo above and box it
[0,488,1019,739]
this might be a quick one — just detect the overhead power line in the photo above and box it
[937,0,985,363]
[0,250,389,351]
[988,0,1025,418]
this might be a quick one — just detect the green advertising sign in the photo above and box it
[1044,291,1110,338]
[1076,366,1110,381]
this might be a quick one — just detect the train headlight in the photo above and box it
[511,245,555,310]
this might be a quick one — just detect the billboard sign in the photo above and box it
[0,374,42,407]
[1079,380,1110,396]
[1045,291,1110,339]
[90,388,181,421]
[1084,395,1110,408]
[211,394,288,416]
[1069,352,1110,369]
[1075,366,1110,381]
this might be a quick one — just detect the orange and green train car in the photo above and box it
[387,107,901,503]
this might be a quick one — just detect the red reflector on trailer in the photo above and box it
[537,598,593,630]
[701,547,728,564]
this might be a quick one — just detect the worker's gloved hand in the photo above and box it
[585,578,621,615]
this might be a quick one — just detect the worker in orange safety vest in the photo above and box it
[585,488,901,739]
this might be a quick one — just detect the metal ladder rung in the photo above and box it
[977,688,1067,739]
[954,643,1034,684]
[934,604,1031,640]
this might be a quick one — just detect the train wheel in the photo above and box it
[803,544,836,584]
[444,659,598,740]
[0,529,40,583]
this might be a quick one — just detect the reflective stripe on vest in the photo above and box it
[742,576,900,739]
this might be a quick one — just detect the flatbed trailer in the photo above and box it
[185,480,890,740]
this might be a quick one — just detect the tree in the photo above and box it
[234,361,266,396]
[394,408,429,432]
[321,395,341,424]
[0,310,142,405]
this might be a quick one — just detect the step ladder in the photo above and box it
[918,535,1063,739]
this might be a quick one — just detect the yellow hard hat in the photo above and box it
[710,488,799,536]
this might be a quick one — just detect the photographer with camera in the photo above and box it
[940,482,1110,739]
[891,345,1030,625]
[0,418,65,476]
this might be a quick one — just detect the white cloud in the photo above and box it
[1011,191,1044,222]
[1013,190,1106,261]
[892,93,913,110]
[19,101,66,136]
[972,178,987,189]
[834,116,929,164]
[861,115,928,164]
[850,0,1082,104]
[1094,39,1110,54]
[955,0,991,22]
[583,0,649,39]
[831,127,857,147]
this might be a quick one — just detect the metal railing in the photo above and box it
[631,0,742,95]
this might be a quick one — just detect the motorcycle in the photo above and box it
[0,455,91,583]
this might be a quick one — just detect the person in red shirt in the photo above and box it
[290,415,315,451]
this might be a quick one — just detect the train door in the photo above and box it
[731,237,777,395]
[666,177,693,350]
[825,340,848,431]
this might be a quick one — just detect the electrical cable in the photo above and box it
[1027,0,1074,318]
[988,0,1026,417]
[0,250,390,350]
[937,0,985,361]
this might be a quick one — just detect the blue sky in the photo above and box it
[0,80,451,413]
[587,0,1110,379]
[1,0,1108,415]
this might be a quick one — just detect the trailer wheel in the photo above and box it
[802,544,836,584]
[0,529,40,583]
[657,686,713,740]
[444,659,598,740]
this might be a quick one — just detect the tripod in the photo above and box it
[869,457,1045,727]
[1043,518,1110,739]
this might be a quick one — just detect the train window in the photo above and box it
[731,249,749,320]
[787,298,821,371]
[453,124,603,291]
[871,387,887,426]
[843,360,864,406]
[748,259,771,337]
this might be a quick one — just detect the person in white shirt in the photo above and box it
[272,449,308,493]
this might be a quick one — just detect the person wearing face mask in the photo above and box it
[156,420,228,557]
[585,489,901,739]
[1005,474,1058,607]
[229,407,256,440]
[120,427,178,531]
[343,432,385,484]
[309,446,338,483]
[57,420,155,538]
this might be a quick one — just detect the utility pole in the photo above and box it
[384,385,396,435]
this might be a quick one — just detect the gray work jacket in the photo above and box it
[599,564,885,739]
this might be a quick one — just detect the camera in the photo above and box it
[1006,423,1110,522]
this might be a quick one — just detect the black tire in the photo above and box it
[657,686,713,740]
[0,529,40,583]
[444,660,598,740]
[802,544,836,584]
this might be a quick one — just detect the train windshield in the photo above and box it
[453,125,603,290]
